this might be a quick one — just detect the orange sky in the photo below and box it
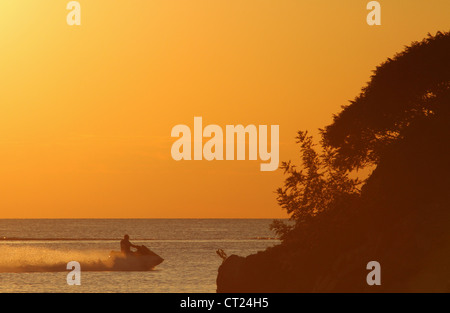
[0,0,449,218]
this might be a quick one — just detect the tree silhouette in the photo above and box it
[274,31,450,237]
[218,31,450,293]
[271,131,361,239]
[322,31,450,171]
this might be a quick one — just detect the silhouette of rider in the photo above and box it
[120,234,138,255]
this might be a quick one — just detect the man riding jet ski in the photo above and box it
[108,234,164,271]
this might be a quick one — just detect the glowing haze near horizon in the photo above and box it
[0,1,449,218]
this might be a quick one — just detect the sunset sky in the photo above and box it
[0,0,449,218]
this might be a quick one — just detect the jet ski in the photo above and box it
[108,245,164,271]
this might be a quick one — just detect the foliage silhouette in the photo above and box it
[322,31,450,171]
[271,130,361,240]
[218,31,450,292]
[272,31,450,238]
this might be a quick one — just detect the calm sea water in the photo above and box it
[0,219,280,293]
